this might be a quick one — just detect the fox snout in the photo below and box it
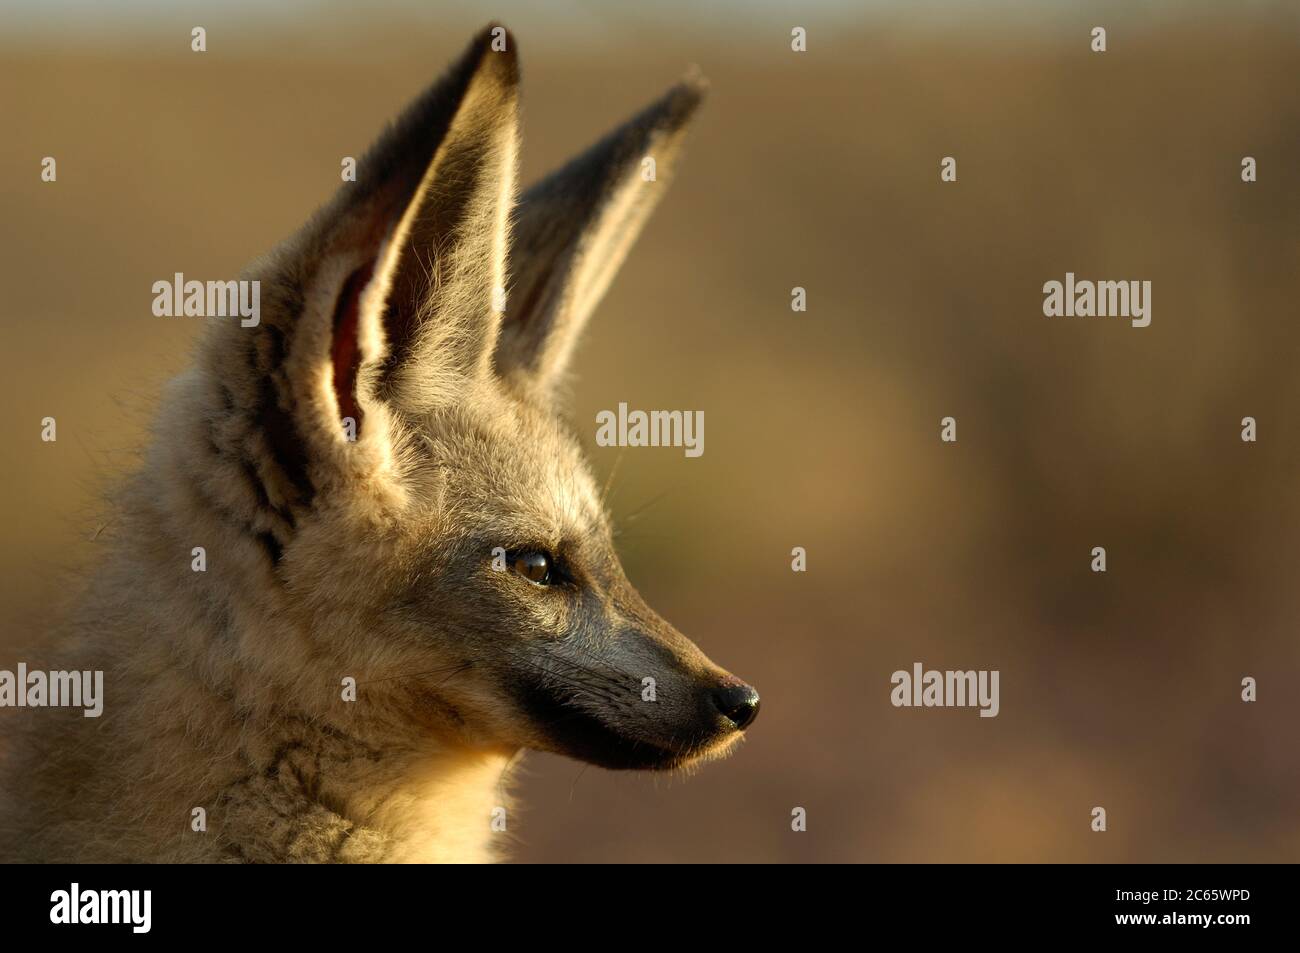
[511,608,759,771]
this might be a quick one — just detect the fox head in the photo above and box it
[181,25,757,775]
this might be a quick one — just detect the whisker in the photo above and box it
[600,451,624,508]
[569,763,590,802]
[511,658,622,704]
[620,486,676,525]
[525,655,637,701]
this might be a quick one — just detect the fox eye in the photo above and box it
[511,550,552,585]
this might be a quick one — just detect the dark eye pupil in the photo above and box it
[513,551,550,584]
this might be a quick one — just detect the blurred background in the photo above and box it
[2,0,1298,862]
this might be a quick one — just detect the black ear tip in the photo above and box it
[476,22,516,46]
[680,64,710,97]
[469,22,521,76]
[651,70,708,132]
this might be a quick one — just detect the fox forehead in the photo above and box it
[412,397,608,548]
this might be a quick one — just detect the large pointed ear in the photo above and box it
[194,26,517,534]
[371,35,519,413]
[293,22,517,425]
[494,75,705,402]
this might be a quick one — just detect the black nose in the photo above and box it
[713,682,761,731]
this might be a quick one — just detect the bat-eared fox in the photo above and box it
[0,24,758,863]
